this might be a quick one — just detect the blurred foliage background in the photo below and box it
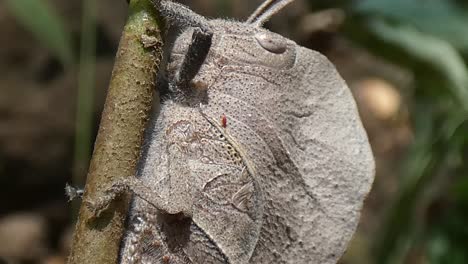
[0,0,467,263]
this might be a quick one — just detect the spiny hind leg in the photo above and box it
[122,213,168,264]
[122,212,191,264]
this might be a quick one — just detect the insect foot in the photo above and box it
[65,183,84,202]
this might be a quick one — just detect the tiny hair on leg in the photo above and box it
[152,0,211,31]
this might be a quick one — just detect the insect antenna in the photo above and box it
[246,0,296,27]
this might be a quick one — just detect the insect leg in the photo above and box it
[85,177,191,219]
[152,0,210,30]
[150,1,213,89]
[174,27,212,89]
[123,213,166,264]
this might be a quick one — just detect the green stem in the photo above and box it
[67,1,163,263]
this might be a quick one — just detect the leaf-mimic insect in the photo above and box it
[86,0,375,263]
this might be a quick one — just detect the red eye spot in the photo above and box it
[221,114,227,128]
[162,255,170,263]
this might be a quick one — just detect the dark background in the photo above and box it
[0,0,467,263]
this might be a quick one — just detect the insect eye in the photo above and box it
[254,32,287,54]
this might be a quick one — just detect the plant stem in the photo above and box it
[67,1,163,263]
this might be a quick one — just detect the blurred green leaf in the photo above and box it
[453,175,468,202]
[344,1,468,263]
[5,0,74,66]
[428,232,451,263]
[368,20,468,112]
[356,0,468,52]
[427,205,468,264]
[73,0,96,186]
[373,111,435,264]
[373,110,468,263]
